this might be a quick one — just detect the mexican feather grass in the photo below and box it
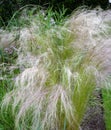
[1,8,111,130]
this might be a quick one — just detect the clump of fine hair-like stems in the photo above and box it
[1,8,111,130]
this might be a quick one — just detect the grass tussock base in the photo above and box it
[1,8,111,130]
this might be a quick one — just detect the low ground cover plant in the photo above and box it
[102,86,111,130]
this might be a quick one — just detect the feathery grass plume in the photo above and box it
[1,8,111,130]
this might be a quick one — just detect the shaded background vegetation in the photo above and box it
[0,0,109,27]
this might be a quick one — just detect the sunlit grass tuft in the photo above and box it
[1,8,111,130]
[1,27,98,130]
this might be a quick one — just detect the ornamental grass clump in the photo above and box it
[1,8,111,130]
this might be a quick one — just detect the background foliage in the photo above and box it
[0,0,109,27]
